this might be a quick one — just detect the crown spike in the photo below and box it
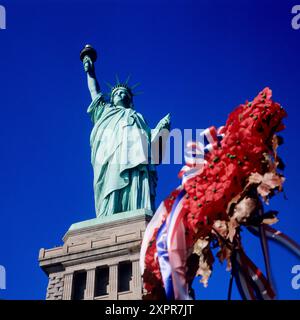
[105,81,114,89]
[131,82,141,90]
[133,91,144,96]
[125,74,131,85]
[115,74,120,85]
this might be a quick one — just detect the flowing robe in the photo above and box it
[87,93,157,217]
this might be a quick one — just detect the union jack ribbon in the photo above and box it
[247,225,300,259]
[155,188,192,300]
[166,189,190,300]
[156,186,183,300]
[232,250,257,300]
[233,223,300,300]
[139,200,169,275]
[256,206,276,294]
[156,208,174,299]
[233,249,276,300]
[179,126,224,180]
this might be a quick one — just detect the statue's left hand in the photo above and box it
[157,113,171,131]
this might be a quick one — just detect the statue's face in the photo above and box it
[112,88,131,108]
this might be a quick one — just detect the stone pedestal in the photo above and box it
[39,209,152,300]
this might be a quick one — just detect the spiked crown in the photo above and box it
[106,75,141,104]
[111,83,134,99]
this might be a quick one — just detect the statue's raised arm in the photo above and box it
[80,45,100,101]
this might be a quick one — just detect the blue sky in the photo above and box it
[0,0,299,299]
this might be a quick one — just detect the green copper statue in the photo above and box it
[80,45,170,218]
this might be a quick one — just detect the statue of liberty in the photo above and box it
[80,45,170,218]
